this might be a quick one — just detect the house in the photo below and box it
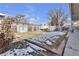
[40,24,56,31]
[16,20,28,33]
[16,21,40,33]
[0,13,40,33]
[27,23,41,32]
[0,13,6,31]
[0,13,56,32]
[72,20,79,30]
[0,13,6,17]
[0,13,6,24]
[48,26,56,31]
[40,24,49,31]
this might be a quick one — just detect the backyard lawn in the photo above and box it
[14,31,47,42]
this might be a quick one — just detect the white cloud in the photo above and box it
[29,17,37,24]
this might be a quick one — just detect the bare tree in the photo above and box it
[48,9,68,31]
[15,14,29,24]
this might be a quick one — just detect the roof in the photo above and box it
[0,13,6,17]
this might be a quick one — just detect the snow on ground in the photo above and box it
[0,31,65,56]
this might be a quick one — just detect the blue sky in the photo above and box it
[0,3,70,24]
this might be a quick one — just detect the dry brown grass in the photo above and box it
[13,31,46,42]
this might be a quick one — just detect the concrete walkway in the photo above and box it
[64,31,79,56]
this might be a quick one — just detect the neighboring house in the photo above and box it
[28,24,41,32]
[35,25,41,31]
[0,13,6,24]
[16,22,28,33]
[40,24,49,30]
[0,13,56,32]
[0,13,6,31]
[73,20,79,27]
[40,24,56,31]
[12,20,41,33]
[28,24,35,32]
[48,26,56,31]
[0,13,6,17]
[72,20,79,30]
